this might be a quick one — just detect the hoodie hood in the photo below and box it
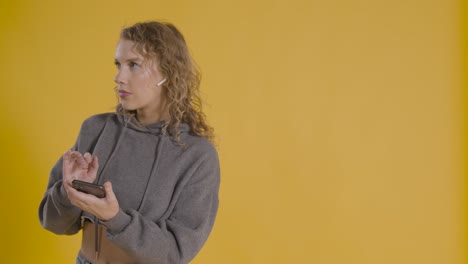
[115,105,190,136]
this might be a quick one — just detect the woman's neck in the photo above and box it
[136,105,169,125]
[137,112,161,125]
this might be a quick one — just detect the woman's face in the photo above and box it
[114,39,166,116]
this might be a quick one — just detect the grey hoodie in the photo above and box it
[38,111,220,263]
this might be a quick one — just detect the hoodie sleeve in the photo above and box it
[38,114,108,235]
[38,155,83,235]
[101,146,220,264]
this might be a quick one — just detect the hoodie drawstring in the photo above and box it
[136,134,166,211]
[94,216,99,261]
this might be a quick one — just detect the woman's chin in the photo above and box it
[120,103,136,111]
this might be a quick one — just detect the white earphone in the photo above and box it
[157,78,166,87]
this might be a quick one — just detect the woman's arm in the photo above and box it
[38,156,83,235]
[38,114,107,235]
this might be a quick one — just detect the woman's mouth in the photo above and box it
[118,90,131,98]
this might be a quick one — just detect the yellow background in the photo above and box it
[0,0,464,263]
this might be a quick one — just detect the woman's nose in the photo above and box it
[114,70,127,84]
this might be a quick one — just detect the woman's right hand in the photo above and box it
[61,150,119,220]
[61,150,99,191]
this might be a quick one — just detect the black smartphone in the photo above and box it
[71,180,106,198]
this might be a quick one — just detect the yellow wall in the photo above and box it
[464,0,468,260]
[0,0,464,263]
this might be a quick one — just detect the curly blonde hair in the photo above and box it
[118,21,214,144]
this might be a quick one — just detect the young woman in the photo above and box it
[39,21,220,264]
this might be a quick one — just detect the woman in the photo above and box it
[39,21,220,264]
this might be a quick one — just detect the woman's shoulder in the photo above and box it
[80,112,118,131]
[182,133,218,159]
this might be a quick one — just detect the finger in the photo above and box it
[69,151,79,160]
[71,151,88,169]
[84,152,92,164]
[68,186,99,207]
[62,180,73,195]
[62,150,73,168]
[98,181,120,221]
[63,178,73,188]
[62,150,74,180]
[88,156,99,177]
[62,150,72,161]
[103,181,117,201]
[64,183,81,204]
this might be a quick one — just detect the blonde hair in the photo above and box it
[118,21,214,144]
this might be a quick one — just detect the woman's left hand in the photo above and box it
[67,180,120,221]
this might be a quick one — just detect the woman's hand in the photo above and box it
[62,150,98,187]
[66,181,120,221]
[61,150,120,221]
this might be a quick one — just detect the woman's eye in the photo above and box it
[129,62,139,69]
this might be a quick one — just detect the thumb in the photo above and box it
[88,156,99,177]
[103,181,117,200]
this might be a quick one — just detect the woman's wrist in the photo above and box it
[100,209,131,235]
[99,208,119,222]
